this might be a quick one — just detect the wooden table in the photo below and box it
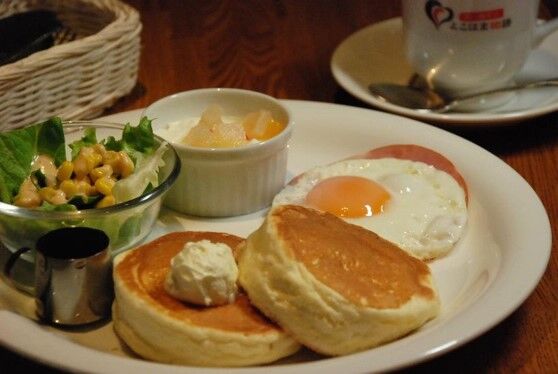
[2,1,557,372]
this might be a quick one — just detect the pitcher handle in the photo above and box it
[3,247,34,295]
[534,18,558,46]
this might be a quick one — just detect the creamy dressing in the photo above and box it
[13,155,61,207]
[33,155,58,187]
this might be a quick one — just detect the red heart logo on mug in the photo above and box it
[425,0,454,28]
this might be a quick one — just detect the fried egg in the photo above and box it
[272,158,468,260]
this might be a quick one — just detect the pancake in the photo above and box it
[237,205,440,356]
[112,231,300,367]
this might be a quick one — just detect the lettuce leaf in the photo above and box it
[68,127,97,159]
[112,142,167,203]
[103,117,156,165]
[0,117,65,203]
[40,201,78,212]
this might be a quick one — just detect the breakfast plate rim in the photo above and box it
[330,17,558,125]
[0,102,551,373]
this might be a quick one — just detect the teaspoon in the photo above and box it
[368,78,558,113]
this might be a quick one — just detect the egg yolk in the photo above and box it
[304,176,390,218]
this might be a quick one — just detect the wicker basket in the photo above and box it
[0,0,141,130]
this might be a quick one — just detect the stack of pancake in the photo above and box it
[113,205,440,366]
[238,204,440,355]
[112,231,300,367]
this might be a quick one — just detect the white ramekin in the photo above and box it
[142,88,293,217]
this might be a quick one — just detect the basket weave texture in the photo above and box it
[0,0,141,130]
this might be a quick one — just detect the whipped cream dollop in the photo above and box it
[165,240,239,306]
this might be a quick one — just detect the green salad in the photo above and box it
[0,117,170,252]
[0,116,167,210]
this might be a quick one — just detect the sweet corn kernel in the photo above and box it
[59,180,78,198]
[39,187,66,205]
[95,176,116,196]
[14,181,41,207]
[76,147,101,170]
[13,179,41,208]
[118,152,134,178]
[13,193,41,208]
[103,150,118,164]
[57,161,74,181]
[38,186,56,200]
[93,144,107,157]
[90,165,113,182]
[83,153,97,171]
[96,195,116,208]
[80,147,94,156]
[91,152,103,168]
[75,179,94,195]
[73,157,89,179]
[103,151,119,172]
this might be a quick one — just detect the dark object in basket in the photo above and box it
[0,10,65,66]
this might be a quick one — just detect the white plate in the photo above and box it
[331,17,558,125]
[0,102,551,373]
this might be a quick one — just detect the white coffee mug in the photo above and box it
[402,0,558,97]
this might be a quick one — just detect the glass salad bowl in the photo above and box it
[0,120,181,259]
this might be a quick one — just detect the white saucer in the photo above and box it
[331,17,558,126]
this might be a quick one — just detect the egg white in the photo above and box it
[272,158,468,260]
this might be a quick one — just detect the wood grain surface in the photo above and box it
[2,1,557,373]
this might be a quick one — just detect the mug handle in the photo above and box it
[534,18,558,46]
[3,247,35,295]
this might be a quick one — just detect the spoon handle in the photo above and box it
[442,78,558,113]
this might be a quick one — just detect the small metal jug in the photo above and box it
[4,227,113,325]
